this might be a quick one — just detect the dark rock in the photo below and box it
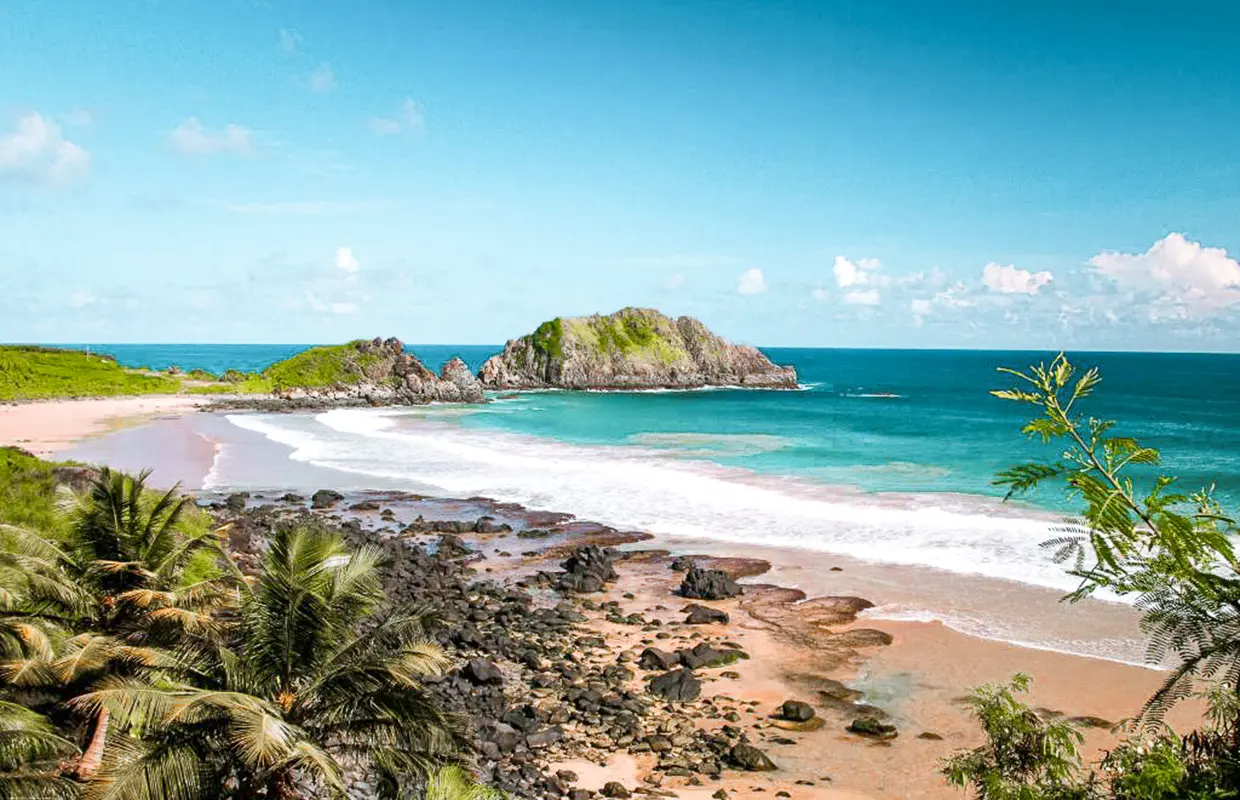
[311,489,344,509]
[847,716,898,740]
[556,545,618,593]
[349,500,381,511]
[728,743,777,771]
[225,492,249,512]
[435,534,472,560]
[683,603,729,625]
[677,642,744,669]
[280,492,304,503]
[917,731,943,740]
[670,556,696,572]
[778,700,816,722]
[465,659,504,686]
[638,648,681,671]
[680,566,741,600]
[648,669,701,702]
[526,726,564,749]
[474,516,513,534]
[601,782,632,798]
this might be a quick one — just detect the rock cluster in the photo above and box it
[680,565,743,600]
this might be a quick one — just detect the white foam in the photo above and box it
[218,408,1088,595]
[862,604,1159,669]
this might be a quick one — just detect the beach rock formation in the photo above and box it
[264,338,485,407]
[477,307,798,390]
[680,566,743,600]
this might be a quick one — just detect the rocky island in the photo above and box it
[477,307,798,390]
[262,337,485,407]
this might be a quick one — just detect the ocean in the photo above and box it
[63,343,1240,605]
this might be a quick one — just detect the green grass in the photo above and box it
[187,375,273,395]
[532,308,691,366]
[0,346,181,401]
[264,341,388,390]
[0,446,69,536]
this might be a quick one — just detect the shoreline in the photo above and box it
[203,487,1196,799]
[16,398,1199,793]
[50,401,1156,666]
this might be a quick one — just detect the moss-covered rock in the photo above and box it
[478,307,797,390]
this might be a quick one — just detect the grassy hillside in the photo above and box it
[533,308,692,366]
[0,346,181,401]
[264,340,392,390]
[0,341,399,402]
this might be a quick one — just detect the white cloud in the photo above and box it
[737,268,768,295]
[279,28,302,55]
[168,118,254,156]
[0,112,90,185]
[334,246,360,272]
[1090,233,1240,311]
[309,63,336,93]
[811,287,830,301]
[68,290,96,308]
[369,98,424,135]
[833,255,884,288]
[933,282,976,308]
[665,273,685,290]
[910,298,932,315]
[843,289,881,306]
[982,262,1053,295]
[330,302,358,315]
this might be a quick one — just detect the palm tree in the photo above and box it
[78,523,469,799]
[422,765,508,800]
[0,701,79,799]
[0,468,236,782]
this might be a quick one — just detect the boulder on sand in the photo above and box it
[648,668,701,702]
[680,566,742,600]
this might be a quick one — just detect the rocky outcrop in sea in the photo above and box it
[231,337,486,409]
[477,308,798,390]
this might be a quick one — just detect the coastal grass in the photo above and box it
[0,345,180,401]
[264,340,387,390]
[0,445,68,535]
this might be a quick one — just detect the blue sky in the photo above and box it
[2,0,1239,350]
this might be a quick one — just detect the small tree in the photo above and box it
[942,673,1093,799]
[991,354,1240,721]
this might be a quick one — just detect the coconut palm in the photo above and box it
[78,523,468,799]
[0,700,79,800]
[0,468,236,782]
[422,765,508,800]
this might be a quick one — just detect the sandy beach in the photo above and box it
[12,398,1201,798]
[0,395,205,457]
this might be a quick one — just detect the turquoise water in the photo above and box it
[65,342,1239,661]
[67,343,1240,512]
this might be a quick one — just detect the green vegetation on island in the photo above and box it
[479,307,799,389]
